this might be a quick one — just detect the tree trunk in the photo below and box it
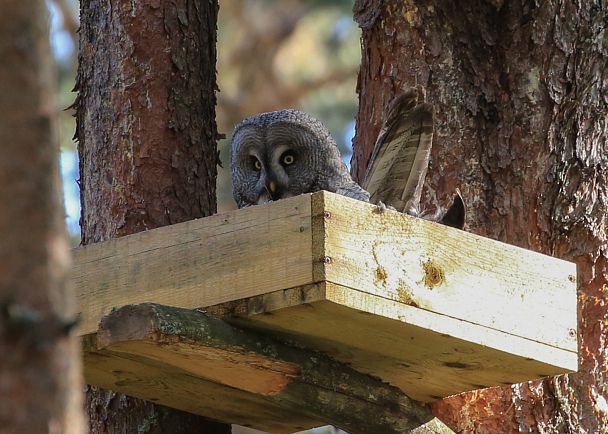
[74,0,229,432]
[0,0,84,432]
[353,0,607,432]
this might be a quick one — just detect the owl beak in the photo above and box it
[264,178,281,201]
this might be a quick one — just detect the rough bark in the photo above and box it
[353,0,607,432]
[94,302,455,434]
[0,0,84,432]
[74,0,228,432]
[75,0,220,245]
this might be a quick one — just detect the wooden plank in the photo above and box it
[73,191,576,352]
[211,282,577,403]
[72,194,314,335]
[86,303,456,434]
[312,192,578,353]
[73,190,577,406]
[84,339,319,433]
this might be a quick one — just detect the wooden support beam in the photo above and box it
[73,191,578,430]
[207,281,575,402]
[87,303,455,434]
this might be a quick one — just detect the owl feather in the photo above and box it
[230,87,464,228]
[362,88,434,215]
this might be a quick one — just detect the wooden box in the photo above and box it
[73,191,577,430]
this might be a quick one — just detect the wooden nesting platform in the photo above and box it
[73,191,577,432]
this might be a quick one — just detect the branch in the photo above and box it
[94,303,454,434]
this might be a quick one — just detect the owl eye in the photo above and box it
[250,157,262,171]
[281,151,295,166]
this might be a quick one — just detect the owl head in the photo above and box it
[230,109,352,208]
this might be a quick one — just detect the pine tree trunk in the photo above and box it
[0,0,84,432]
[74,0,229,432]
[353,0,607,431]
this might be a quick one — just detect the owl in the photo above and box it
[230,87,464,228]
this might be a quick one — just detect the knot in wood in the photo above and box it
[422,259,444,289]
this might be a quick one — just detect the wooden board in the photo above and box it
[72,191,578,404]
[209,282,574,402]
[84,303,454,434]
[72,194,314,336]
[312,192,577,354]
[84,338,322,433]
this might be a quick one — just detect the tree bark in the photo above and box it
[94,302,455,434]
[353,0,607,431]
[76,0,220,245]
[0,0,84,432]
[74,0,228,432]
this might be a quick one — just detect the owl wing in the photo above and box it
[362,88,434,214]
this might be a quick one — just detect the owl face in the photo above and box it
[230,109,348,208]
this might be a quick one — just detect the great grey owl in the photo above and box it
[230,87,464,228]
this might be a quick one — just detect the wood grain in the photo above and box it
[216,282,576,403]
[72,194,313,335]
[315,192,577,353]
[73,191,577,408]
[86,303,455,434]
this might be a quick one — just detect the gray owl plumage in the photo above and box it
[230,109,369,209]
[230,88,464,228]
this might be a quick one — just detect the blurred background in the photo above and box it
[52,0,361,246]
[51,1,358,432]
